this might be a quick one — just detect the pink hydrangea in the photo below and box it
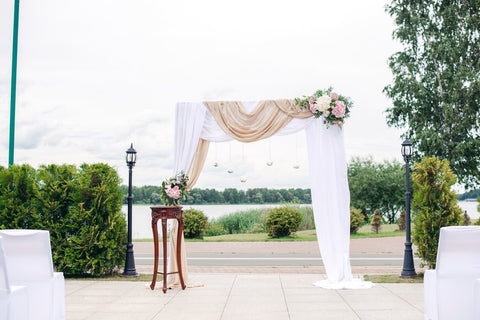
[332,101,346,118]
[165,185,181,199]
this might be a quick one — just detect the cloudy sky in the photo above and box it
[0,0,405,189]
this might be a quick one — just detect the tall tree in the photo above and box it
[384,0,480,188]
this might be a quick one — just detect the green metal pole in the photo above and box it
[9,0,20,166]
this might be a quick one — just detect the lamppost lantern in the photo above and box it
[123,143,138,277]
[401,135,416,278]
[126,143,137,167]
[401,137,413,161]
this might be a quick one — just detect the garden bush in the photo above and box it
[265,206,302,238]
[350,207,364,234]
[183,208,208,238]
[412,157,463,269]
[0,163,127,277]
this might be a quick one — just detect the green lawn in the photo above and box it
[197,224,405,242]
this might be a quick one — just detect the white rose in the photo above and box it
[315,94,332,112]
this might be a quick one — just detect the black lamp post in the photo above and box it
[123,143,138,277]
[401,137,417,278]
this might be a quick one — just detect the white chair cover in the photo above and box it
[424,226,480,320]
[0,236,28,320]
[0,230,65,320]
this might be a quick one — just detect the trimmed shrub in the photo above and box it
[350,207,364,234]
[371,209,382,233]
[266,206,302,238]
[183,208,208,238]
[61,164,127,276]
[412,157,463,269]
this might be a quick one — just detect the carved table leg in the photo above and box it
[150,217,159,290]
[177,217,186,290]
[162,216,168,293]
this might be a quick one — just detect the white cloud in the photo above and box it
[0,0,405,187]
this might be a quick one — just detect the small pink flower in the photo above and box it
[309,103,318,113]
[332,101,346,118]
[331,92,339,101]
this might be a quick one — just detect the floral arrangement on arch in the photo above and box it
[295,87,353,128]
[160,171,189,206]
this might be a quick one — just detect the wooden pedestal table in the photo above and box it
[149,206,186,293]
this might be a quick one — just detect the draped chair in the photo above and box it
[0,235,28,320]
[424,226,480,320]
[0,230,64,320]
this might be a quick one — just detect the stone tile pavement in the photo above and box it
[65,273,424,320]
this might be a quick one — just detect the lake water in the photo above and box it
[122,201,479,240]
[122,204,290,239]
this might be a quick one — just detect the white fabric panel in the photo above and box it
[305,120,372,289]
[424,226,480,320]
[174,102,208,174]
[0,230,65,320]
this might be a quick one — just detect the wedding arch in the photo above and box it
[169,99,373,289]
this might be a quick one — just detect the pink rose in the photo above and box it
[331,101,346,118]
[309,103,318,113]
[331,92,339,101]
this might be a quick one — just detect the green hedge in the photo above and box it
[0,163,127,277]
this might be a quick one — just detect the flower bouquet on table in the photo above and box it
[160,171,189,206]
[295,87,353,128]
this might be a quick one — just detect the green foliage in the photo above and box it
[0,164,42,229]
[457,189,480,201]
[61,164,127,276]
[371,209,382,234]
[297,206,315,231]
[397,210,406,231]
[350,207,365,234]
[183,209,208,239]
[348,157,405,222]
[213,209,267,234]
[265,206,303,238]
[384,0,480,188]
[205,221,227,237]
[123,186,312,205]
[0,163,127,277]
[412,157,463,269]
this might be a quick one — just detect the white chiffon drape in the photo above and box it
[173,101,373,289]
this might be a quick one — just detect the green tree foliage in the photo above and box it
[124,186,312,205]
[371,209,383,234]
[0,164,42,229]
[397,210,406,231]
[350,207,365,234]
[348,157,405,222]
[265,206,303,238]
[384,0,480,188]
[183,209,208,239]
[412,157,463,269]
[457,189,480,200]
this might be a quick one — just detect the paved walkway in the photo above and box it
[65,274,423,320]
[65,237,425,319]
